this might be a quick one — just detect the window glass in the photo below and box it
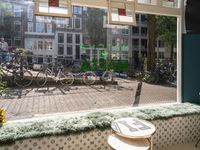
[75,34,80,44]
[58,33,64,43]
[67,45,73,55]
[14,5,21,17]
[15,38,21,47]
[36,23,45,33]
[74,18,81,29]
[14,22,21,32]
[38,40,43,50]
[67,34,73,43]
[47,24,52,33]
[28,22,33,32]
[74,6,82,14]
[28,8,33,20]
[58,45,64,55]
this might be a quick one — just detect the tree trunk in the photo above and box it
[147,15,156,71]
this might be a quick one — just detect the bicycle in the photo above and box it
[1,54,33,88]
[36,62,74,87]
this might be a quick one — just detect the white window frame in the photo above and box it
[27,7,33,20]
[28,22,33,32]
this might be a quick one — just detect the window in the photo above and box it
[28,22,33,32]
[58,33,64,43]
[66,18,73,28]
[74,6,82,14]
[36,23,45,33]
[141,27,147,36]
[67,45,73,55]
[56,18,65,28]
[141,39,147,49]
[58,45,64,55]
[67,34,73,43]
[159,52,165,59]
[14,22,21,32]
[25,39,33,50]
[14,5,21,17]
[74,18,81,29]
[132,27,139,35]
[14,38,21,47]
[141,15,147,23]
[76,45,80,59]
[27,8,33,20]
[38,40,43,50]
[75,34,80,44]
[47,24,52,33]
[45,40,53,50]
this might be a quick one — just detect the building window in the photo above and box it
[141,27,147,36]
[122,29,129,35]
[75,34,80,44]
[6,39,12,47]
[28,22,33,32]
[36,23,45,33]
[14,22,21,32]
[14,5,21,17]
[67,34,73,44]
[45,40,53,50]
[141,39,147,49]
[141,15,147,23]
[58,33,64,43]
[38,40,43,50]
[66,18,73,28]
[76,45,80,59]
[132,27,139,35]
[27,8,33,21]
[58,45,64,55]
[47,24,52,33]
[56,18,65,28]
[74,6,82,14]
[74,18,81,29]
[14,38,21,47]
[67,45,73,55]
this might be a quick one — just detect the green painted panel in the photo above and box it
[182,34,200,103]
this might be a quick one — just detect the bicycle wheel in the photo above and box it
[102,71,115,82]
[36,71,47,87]
[83,71,97,85]
[60,72,74,86]
[15,70,33,88]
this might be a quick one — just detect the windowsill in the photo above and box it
[24,32,54,36]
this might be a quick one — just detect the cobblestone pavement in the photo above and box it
[0,78,176,121]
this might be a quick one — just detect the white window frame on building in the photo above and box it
[28,22,33,32]
[47,24,52,33]
[27,7,33,21]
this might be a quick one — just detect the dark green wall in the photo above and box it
[182,34,200,103]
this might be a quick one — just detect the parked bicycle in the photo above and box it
[1,52,33,88]
[36,62,74,87]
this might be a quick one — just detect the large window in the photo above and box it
[36,23,45,33]
[14,37,21,47]
[14,5,22,17]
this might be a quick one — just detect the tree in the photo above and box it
[156,16,177,63]
[147,14,156,71]
[84,8,107,48]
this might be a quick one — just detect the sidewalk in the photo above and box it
[0,78,176,120]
